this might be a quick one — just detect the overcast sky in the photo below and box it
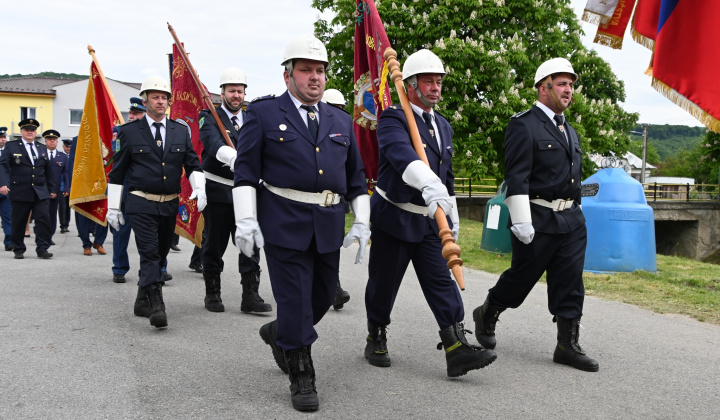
[1,0,702,127]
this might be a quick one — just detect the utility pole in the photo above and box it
[641,125,648,184]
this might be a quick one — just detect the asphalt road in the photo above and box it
[2,227,719,419]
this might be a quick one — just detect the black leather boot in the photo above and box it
[332,280,350,310]
[241,270,272,313]
[134,284,151,318]
[285,347,318,412]
[145,283,167,328]
[364,321,390,367]
[553,316,599,372]
[259,320,288,374]
[438,322,497,377]
[203,272,225,312]
[472,295,506,349]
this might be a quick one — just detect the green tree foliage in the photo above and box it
[627,139,660,166]
[313,0,638,181]
[629,124,706,161]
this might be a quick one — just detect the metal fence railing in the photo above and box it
[453,179,720,202]
[454,178,499,197]
[643,183,719,202]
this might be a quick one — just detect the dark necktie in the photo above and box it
[50,151,54,160]
[553,115,567,143]
[422,112,438,148]
[231,116,240,132]
[153,122,163,148]
[27,143,37,163]
[300,105,318,140]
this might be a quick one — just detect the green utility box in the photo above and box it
[480,182,512,254]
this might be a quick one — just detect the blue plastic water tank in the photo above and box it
[582,168,656,273]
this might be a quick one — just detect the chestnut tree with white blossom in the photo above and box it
[313,0,638,180]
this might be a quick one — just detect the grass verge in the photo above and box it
[348,214,720,325]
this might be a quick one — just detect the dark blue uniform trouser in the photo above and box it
[110,211,168,276]
[48,198,59,237]
[129,212,175,287]
[0,194,11,247]
[201,202,260,274]
[58,195,70,229]
[75,213,108,250]
[264,238,338,350]
[365,224,464,330]
[489,225,587,319]
[10,197,51,255]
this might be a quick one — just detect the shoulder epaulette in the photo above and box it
[387,104,402,110]
[251,94,276,103]
[121,119,141,126]
[511,109,531,119]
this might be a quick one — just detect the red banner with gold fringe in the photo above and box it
[169,43,205,247]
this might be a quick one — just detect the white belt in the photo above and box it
[374,187,427,215]
[263,182,341,207]
[530,198,574,212]
[205,172,234,186]
[130,191,179,202]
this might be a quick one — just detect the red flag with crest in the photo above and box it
[169,43,205,247]
[353,0,393,192]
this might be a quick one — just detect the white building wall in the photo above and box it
[52,79,140,141]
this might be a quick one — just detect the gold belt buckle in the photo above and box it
[556,199,570,211]
[322,190,336,207]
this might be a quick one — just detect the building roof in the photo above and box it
[0,75,220,103]
[0,76,78,95]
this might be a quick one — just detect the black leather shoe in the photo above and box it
[14,253,24,259]
[113,273,126,283]
[162,272,173,281]
[60,228,69,233]
[5,245,13,252]
[170,244,181,252]
[50,240,56,246]
[188,263,203,273]
[333,281,350,310]
[37,251,53,259]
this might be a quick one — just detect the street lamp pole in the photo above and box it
[641,125,648,184]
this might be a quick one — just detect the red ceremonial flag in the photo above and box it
[631,0,661,50]
[70,59,123,224]
[354,0,393,191]
[651,0,720,132]
[593,0,637,50]
[169,43,205,247]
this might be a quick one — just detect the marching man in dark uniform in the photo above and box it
[0,127,12,251]
[197,67,271,314]
[233,34,369,411]
[321,88,351,310]
[107,75,206,329]
[57,138,73,234]
[473,58,598,372]
[42,129,69,242]
[0,119,55,259]
[363,49,496,377]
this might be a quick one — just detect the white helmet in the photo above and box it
[534,58,578,87]
[281,34,329,67]
[402,49,446,81]
[220,67,247,87]
[140,75,172,98]
[322,89,346,106]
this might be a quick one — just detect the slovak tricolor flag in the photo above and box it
[650,0,720,132]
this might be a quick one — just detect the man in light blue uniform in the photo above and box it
[233,34,369,412]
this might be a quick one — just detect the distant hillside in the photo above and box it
[630,124,706,161]
[0,72,86,80]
